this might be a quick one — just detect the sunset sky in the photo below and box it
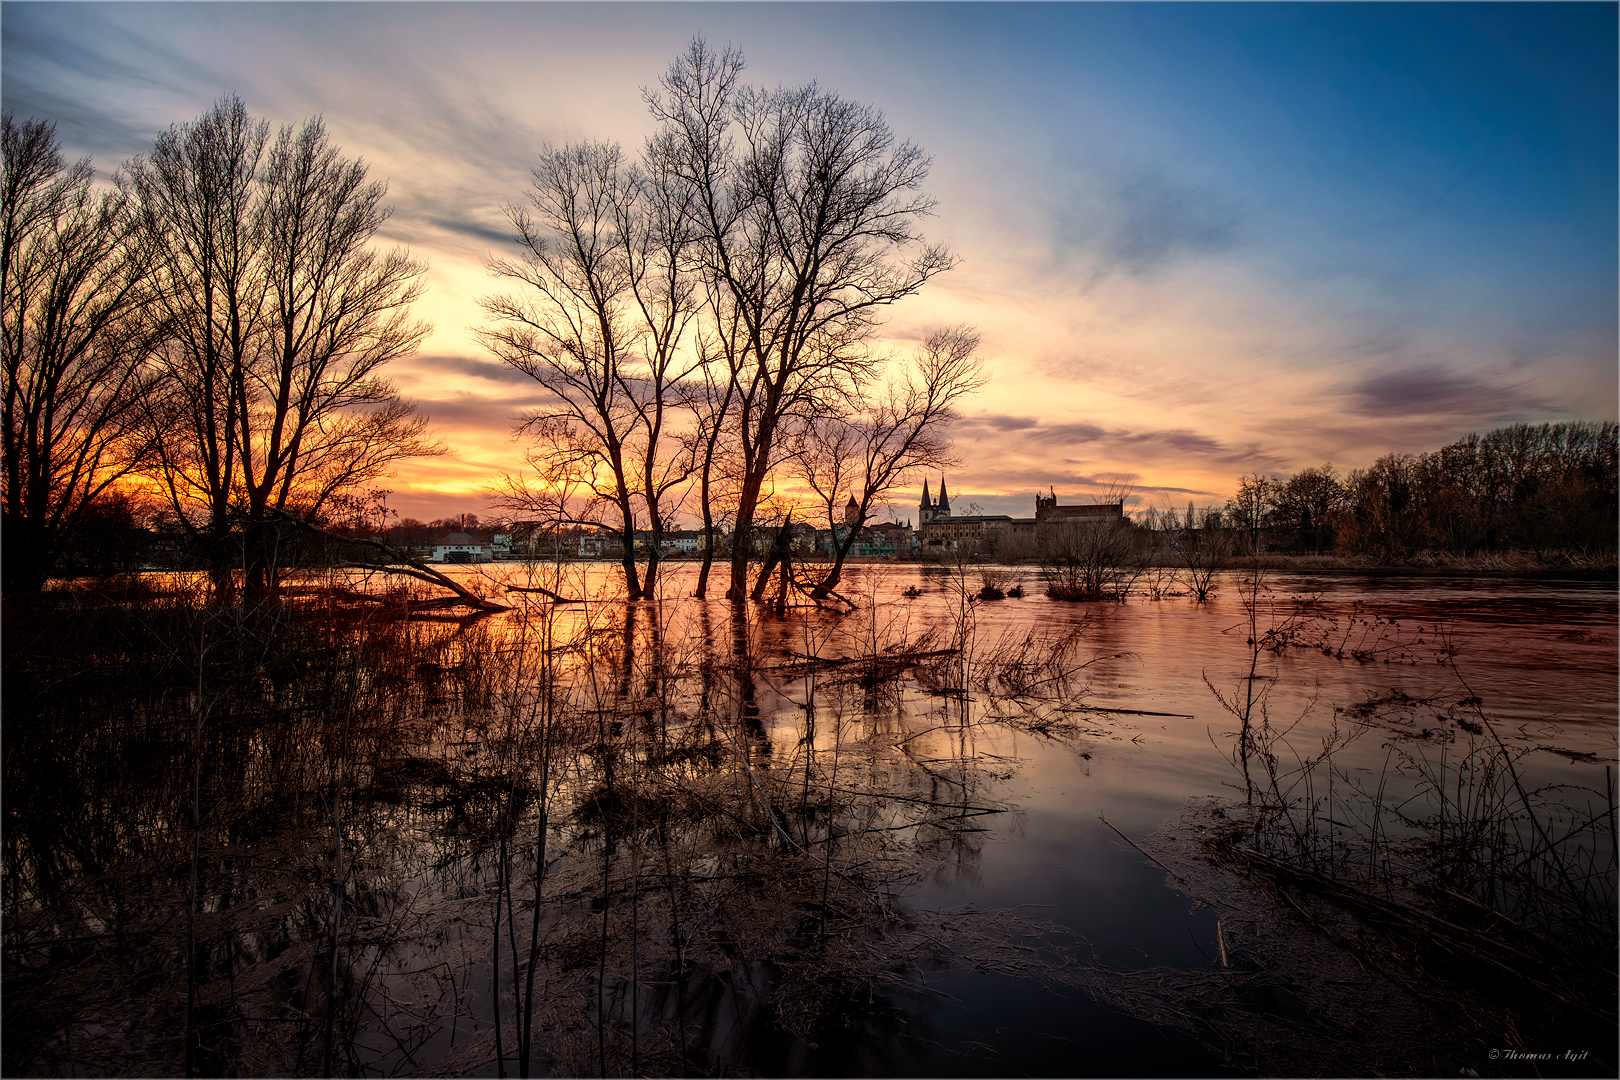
[4,2,1615,523]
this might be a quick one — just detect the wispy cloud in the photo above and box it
[405,355,536,387]
[3,2,1609,519]
[1099,170,1242,279]
[1344,366,1556,419]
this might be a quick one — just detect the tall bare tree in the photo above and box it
[796,326,982,599]
[481,141,701,599]
[2,113,156,592]
[130,96,437,599]
[620,144,705,595]
[1225,473,1281,556]
[686,300,741,598]
[647,39,955,600]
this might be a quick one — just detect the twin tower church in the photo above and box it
[917,478,953,524]
[906,478,1126,551]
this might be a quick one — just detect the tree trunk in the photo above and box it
[809,523,861,600]
[695,533,715,599]
[750,518,794,601]
[617,501,643,600]
[729,459,771,599]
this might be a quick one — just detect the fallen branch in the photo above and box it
[760,648,959,674]
[332,557,509,612]
[1073,706,1196,719]
[501,582,583,603]
[1100,814,1192,887]
[275,516,511,612]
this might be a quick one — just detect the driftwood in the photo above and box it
[500,582,583,603]
[759,648,959,674]
[279,585,387,604]
[266,517,511,613]
[329,535,510,613]
[332,561,509,612]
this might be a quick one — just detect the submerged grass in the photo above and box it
[9,565,1609,1077]
[1115,571,1619,1077]
[2,568,1108,1078]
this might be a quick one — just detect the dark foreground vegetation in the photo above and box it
[3,572,1107,1077]
[4,566,1615,1077]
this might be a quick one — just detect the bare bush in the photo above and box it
[1038,518,1144,601]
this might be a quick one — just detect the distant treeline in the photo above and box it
[1196,421,1618,560]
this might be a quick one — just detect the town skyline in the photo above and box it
[4,2,1614,522]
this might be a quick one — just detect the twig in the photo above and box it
[1099,815,1192,887]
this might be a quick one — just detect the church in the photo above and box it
[917,478,1124,550]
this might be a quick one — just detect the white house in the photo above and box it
[433,532,485,564]
[660,530,707,553]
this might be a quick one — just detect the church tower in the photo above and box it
[919,480,934,523]
[936,477,951,517]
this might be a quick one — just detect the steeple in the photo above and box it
[936,477,951,516]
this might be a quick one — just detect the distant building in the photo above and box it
[916,479,1124,551]
[1035,492,1124,523]
[433,533,485,563]
[918,478,1008,549]
[660,529,712,553]
[577,530,618,558]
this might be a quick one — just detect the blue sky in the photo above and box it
[4,2,1614,520]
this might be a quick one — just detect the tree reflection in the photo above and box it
[3,577,1099,1077]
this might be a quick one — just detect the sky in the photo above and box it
[4,1,1615,523]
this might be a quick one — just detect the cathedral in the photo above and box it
[916,477,1124,550]
[917,479,952,524]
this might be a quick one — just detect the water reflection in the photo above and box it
[3,563,1613,1077]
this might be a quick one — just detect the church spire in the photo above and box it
[936,477,951,516]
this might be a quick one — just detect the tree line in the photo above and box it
[1197,420,1618,560]
[3,39,981,602]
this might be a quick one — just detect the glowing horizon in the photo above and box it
[5,2,1614,525]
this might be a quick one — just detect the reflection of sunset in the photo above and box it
[8,4,1613,522]
[6,9,1615,1074]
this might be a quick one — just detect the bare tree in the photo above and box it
[1038,518,1144,601]
[1,114,157,592]
[1172,503,1232,602]
[647,39,956,600]
[480,141,700,599]
[1272,464,1343,554]
[131,96,438,599]
[620,145,705,594]
[796,326,982,600]
[1225,472,1281,556]
[686,305,741,598]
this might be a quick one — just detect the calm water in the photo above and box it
[7,561,1615,1077]
[459,560,1617,1075]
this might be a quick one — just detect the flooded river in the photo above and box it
[4,562,1614,1076]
